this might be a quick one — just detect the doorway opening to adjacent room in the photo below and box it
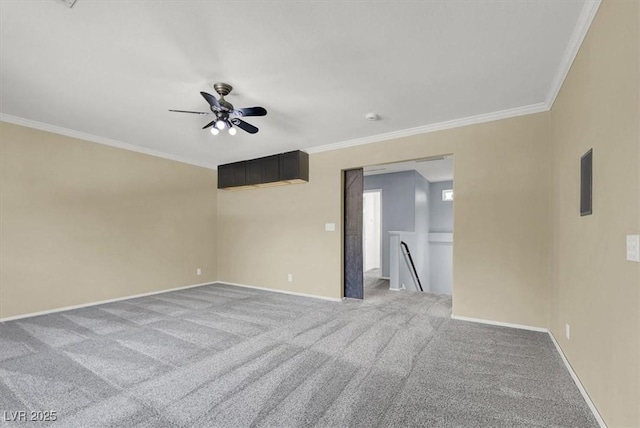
[343,155,454,299]
[363,189,382,277]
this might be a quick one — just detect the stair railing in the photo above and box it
[400,241,424,292]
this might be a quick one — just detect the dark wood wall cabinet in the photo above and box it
[217,161,247,189]
[218,150,309,190]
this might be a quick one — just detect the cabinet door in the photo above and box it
[246,159,262,185]
[279,151,298,180]
[231,162,246,187]
[279,151,308,181]
[246,156,279,185]
[218,162,246,188]
[217,164,233,188]
[262,155,280,183]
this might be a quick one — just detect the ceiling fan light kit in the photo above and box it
[169,82,267,136]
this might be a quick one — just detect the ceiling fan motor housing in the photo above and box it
[218,99,234,111]
[213,83,234,111]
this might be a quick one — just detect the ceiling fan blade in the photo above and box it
[202,120,216,130]
[169,109,211,115]
[200,92,221,110]
[231,118,259,134]
[233,106,267,117]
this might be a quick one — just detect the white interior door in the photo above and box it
[363,190,381,272]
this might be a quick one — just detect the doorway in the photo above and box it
[344,156,454,298]
[363,190,382,276]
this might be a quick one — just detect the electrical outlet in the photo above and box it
[565,323,570,340]
[196,268,201,276]
[627,235,640,262]
[287,274,293,282]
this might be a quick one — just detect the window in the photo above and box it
[442,189,454,201]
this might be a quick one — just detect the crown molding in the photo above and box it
[1,2,599,164]
[545,0,601,108]
[308,0,600,156]
[0,113,217,170]
[307,102,548,154]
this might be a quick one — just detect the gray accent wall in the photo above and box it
[364,171,416,277]
[429,180,454,295]
[429,181,454,232]
[413,172,430,290]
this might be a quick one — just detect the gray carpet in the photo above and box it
[0,281,598,427]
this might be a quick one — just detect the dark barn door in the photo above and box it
[344,168,364,299]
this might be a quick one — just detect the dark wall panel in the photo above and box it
[344,168,363,299]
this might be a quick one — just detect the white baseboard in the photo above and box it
[548,332,607,428]
[0,280,343,322]
[214,281,344,302]
[0,281,215,322]
[380,276,390,280]
[452,314,606,427]
[451,315,548,332]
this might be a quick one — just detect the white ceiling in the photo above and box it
[364,156,453,183]
[0,0,598,169]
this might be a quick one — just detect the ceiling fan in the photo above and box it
[169,82,267,135]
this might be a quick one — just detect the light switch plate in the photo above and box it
[325,223,336,232]
[627,235,640,262]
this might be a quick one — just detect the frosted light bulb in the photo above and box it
[210,127,219,135]
[216,120,226,130]
[229,127,237,136]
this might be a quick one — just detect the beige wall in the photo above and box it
[549,1,640,426]
[218,112,552,328]
[218,3,640,424]
[0,122,218,319]
[1,2,637,424]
